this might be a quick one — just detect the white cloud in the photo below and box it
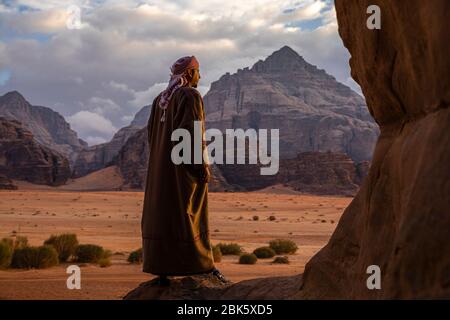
[0,0,359,145]
[67,110,118,144]
[85,135,108,145]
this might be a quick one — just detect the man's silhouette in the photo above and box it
[141,56,227,285]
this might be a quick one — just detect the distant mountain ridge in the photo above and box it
[0,91,88,166]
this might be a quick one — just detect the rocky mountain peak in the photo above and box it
[251,45,311,73]
[0,90,29,109]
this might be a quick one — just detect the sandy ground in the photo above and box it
[0,187,351,299]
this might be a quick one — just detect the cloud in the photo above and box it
[0,0,358,144]
[67,110,118,145]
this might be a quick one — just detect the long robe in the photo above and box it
[141,86,215,276]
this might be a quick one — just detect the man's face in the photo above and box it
[187,68,201,88]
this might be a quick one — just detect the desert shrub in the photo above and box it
[252,215,259,221]
[268,215,276,221]
[239,253,257,265]
[44,234,78,262]
[268,239,298,254]
[11,245,58,269]
[14,236,28,249]
[75,244,105,263]
[127,248,143,264]
[212,245,222,263]
[272,256,290,264]
[0,240,13,268]
[98,258,112,268]
[216,243,243,255]
[253,246,276,259]
[102,249,112,259]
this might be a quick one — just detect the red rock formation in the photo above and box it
[72,125,141,178]
[219,152,365,196]
[0,117,71,186]
[0,173,17,190]
[296,0,450,299]
[0,91,87,166]
[204,46,379,163]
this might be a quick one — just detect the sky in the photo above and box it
[0,0,359,146]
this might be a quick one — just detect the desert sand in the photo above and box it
[0,186,350,299]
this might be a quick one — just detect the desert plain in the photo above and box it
[0,182,351,299]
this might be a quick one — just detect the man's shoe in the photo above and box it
[211,268,231,284]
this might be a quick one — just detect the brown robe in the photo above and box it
[141,86,215,276]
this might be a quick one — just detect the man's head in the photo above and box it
[185,68,201,88]
[170,55,201,88]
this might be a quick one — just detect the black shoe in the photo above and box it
[156,275,170,286]
[211,268,230,284]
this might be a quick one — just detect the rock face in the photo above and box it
[72,125,141,177]
[204,46,379,162]
[0,91,87,166]
[112,126,364,194]
[219,152,365,195]
[112,127,149,189]
[123,0,449,299]
[124,273,302,300]
[0,173,17,190]
[294,0,450,299]
[130,104,151,127]
[0,117,71,186]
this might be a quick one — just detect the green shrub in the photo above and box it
[272,256,290,264]
[253,246,276,259]
[127,248,143,264]
[212,245,222,263]
[102,249,112,259]
[44,234,79,262]
[239,253,257,265]
[75,244,105,263]
[216,243,243,255]
[14,236,28,249]
[0,240,13,268]
[268,239,298,254]
[98,258,112,268]
[11,245,58,269]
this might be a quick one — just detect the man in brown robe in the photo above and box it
[141,56,227,285]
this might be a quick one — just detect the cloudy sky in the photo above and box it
[0,0,358,146]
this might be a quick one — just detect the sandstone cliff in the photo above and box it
[72,125,141,177]
[219,152,365,196]
[0,117,71,186]
[0,91,87,166]
[204,45,379,163]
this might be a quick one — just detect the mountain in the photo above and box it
[219,152,368,196]
[130,104,151,127]
[71,124,142,177]
[71,104,151,177]
[0,91,88,166]
[204,45,378,162]
[106,46,377,194]
[0,117,71,185]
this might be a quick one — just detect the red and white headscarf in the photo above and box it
[159,56,200,122]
